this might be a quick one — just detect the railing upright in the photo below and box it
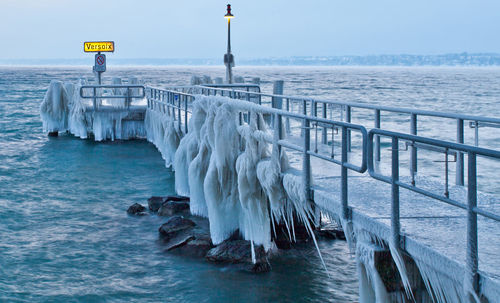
[346,106,352,152]
[322,103,328,144]
[467,152,479,296]
[374,109,381,161]
[391,136,401,248]
[411,114,418,179]
[303,118,312,203]
[184,96,189,134]
[457,119,465,186]
[341,126,349,220]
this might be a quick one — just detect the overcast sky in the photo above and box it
[1,0,499,59]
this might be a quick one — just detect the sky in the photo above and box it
[0,0,499,59]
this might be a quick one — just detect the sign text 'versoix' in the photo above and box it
[83,41,115,53]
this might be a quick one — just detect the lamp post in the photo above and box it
[224,4,234,84]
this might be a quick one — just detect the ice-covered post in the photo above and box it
[271,80,284,127]
[456,119,465,186]
[224,4,235,84]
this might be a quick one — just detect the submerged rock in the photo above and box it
[158,201,190,217]
[165,234,196,251]
[248,260,272,273]
[148,195,190,213]
[315,228,346,240]
[148,196,165,212]
[127,203,147,215]
[206,240,266,264]
[171,236,214,258]
[158,216,196,241]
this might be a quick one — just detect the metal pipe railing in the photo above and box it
[367,128,500,297]
[148,85,500,298]
[80,85,145,110]
[176,85,500,189]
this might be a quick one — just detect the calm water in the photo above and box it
[1,66,499,302]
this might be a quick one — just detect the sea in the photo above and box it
[1,66,499,302]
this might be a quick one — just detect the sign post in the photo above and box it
[83,41,114,85]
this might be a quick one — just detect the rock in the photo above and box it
[273,222,312,249]
[165,235,196,251]
[172,237,214,258]
[158,216,196,241]
[158,201,190,217]
[206,240,266,264]
[165,195,190,202]
[148,195,190,213]
[148,196,165,212]
[315,229,346,240]
[127,203,147,215]
[248,260,272,273]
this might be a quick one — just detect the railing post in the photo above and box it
[303,118,312,204]
[184,96,189,134]
[474,121,479,147]
[346,106,351,152]
[301,100,307,137]
[341,125,349,220]
[126,87,130,109]
[178,95,182,129]
[374,109,381,161]
[391,136,400,248]
[322,103,328,144]
[467,152,479,297]
[410,113,418,179]
[456,119,465,186]
[285,98,291,134]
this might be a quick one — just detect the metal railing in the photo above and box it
[173,86,500,188]
[80,85,146,110]
[146,86,368,225]
[147,85,500,297]
[367,128,500,294]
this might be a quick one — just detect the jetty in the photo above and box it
[39,77,500,303]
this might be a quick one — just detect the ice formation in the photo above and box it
[40,81,70,132]
[40,79,146,141]
[165,95,324,254]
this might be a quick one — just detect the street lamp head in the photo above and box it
[224,4,234,19]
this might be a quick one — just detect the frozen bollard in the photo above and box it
[202,75,213,84]
[190,76,202,85]
[40,80,70,133]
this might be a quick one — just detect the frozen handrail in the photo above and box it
[147,85,499,298]
[146,86,368,224]
[170,85,500,188]
[367,128,500,296]
[80,85,146,110]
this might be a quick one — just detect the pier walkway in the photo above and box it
[43,81,500,302]
[144,84,500,302]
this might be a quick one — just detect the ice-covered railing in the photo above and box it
[180,85,500,189]
[146,85,500,301]
[80,84,146,110]
[146,87,367,257]
[40,80,148,141]
[367,129,500,300]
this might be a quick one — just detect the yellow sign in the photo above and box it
[83,41,115,53]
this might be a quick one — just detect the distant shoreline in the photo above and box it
[1,53,499,67]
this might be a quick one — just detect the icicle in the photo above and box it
[40,80,70,132]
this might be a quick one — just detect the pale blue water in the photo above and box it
[1,66,500,302]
